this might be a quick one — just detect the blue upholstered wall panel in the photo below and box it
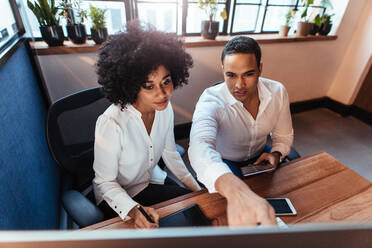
[0,42,60,229]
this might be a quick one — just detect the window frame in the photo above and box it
[229,0,262,35]
[260,0,326,33]
[135,0,180,34]
[22,0,330,39]
[182,0,230,36]
[0,0,25,57]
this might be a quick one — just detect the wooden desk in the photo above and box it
[84,152,372,230]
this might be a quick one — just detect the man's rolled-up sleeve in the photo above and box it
[271,87,294,158]
[189,99,232,193]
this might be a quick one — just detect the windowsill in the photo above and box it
[30,34,337,55]
[182,34,337,47]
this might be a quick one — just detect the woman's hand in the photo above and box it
[128,205,160,229]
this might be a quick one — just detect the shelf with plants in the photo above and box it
[30,34,337,55]
[297,0,334,37]
[27,0,64,46]
[27,0,108,47]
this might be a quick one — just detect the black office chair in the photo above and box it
[210,81,301,162]
[46,86,185,228]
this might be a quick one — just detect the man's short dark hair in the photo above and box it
[221,36,261,68]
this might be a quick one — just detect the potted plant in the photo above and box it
[296,0,314,36]
[59,0,87,44]
[315,13,334,35]
[27,0,64,46]
[308,20,319,35]
[198,0,227,40]
[280,8,296,37]
[310,0,333,35]
[89,6,108,44]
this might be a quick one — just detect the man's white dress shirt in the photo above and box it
[189,78,293,193]
[93,103,200,220]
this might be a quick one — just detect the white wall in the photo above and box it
[328,0,372,105]
[38,0,368,124]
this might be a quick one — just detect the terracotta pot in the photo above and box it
[40,26,65,46]
[279,25,290,36]
[67,24,87,44]
[91,28,108,44]
[201,21,219,40]
[296,22,312,37]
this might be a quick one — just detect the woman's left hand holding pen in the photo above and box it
[128,205,159,229]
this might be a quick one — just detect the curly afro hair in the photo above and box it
[96,21,193,109]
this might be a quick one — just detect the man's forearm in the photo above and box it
[215,173,255,199]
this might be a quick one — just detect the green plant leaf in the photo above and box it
[314,14,321,27]
[89,5,107,29]
[197,0,224,21]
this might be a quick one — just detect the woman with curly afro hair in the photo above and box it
[92,21,201,229]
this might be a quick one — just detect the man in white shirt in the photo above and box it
[189,36,293,226]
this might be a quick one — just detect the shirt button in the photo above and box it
[150,159,153,161]
[150,146,152,148]
[114,206,117,209]
[119,211,122,214]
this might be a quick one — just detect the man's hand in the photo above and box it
[254,152,281,167]
[128,205,159,229]
[215,173,276,226]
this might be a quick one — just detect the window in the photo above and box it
[231,0,261,33]
[0,0,24,54]
[185,0,227,35]
[260,0,325,33]
[230,0,326,34]
[80,1,126,35]
[21,0,332,38]
[136,0,179,33]
[22,0,126,38]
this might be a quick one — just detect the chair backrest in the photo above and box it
[46,87,111,191]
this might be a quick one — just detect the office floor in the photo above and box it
[175,108,372,182]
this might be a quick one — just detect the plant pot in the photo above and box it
[308,23,319,35]
[40,26,65,46]
[279,25,290,36]
[318,22,332,36]
[91,28,108,44]
[296,22,312,37]
[201,21,219,40]
[67,24,87,44]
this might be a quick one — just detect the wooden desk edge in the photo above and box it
[82,151,338,230]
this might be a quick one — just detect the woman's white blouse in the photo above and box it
[93,103,200,220]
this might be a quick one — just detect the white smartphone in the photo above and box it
[266,198,297,215]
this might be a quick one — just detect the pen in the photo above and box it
[137,205,155,223]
